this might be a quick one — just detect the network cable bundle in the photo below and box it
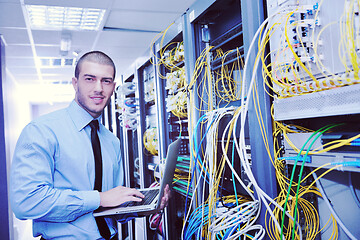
[166,91,187,118]
[181,0,360,239]
[143,127,159,156]
[183,52,275,238]
[212,48,245,106]
[264,0,360,239]
[181,7,270,240]
[163,45,187,119]
[116,1,360,239]
[266,0,359,98]
[162,42,185,67]
[144,71,156,103]
[150,26,188,120]
[173,156,193,197]
[264,0,360,120]
[115,82,139,131]
[166,67,186,94]
[182,105,268,239]
[150,27,189,152]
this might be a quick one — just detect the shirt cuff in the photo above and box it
[81,190,100,212]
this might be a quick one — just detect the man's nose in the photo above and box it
[94,80,103,92]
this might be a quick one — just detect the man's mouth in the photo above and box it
[91,96,105,104]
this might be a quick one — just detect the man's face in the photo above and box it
[72,60,116,118]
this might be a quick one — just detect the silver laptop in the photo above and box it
[93,138,181,217]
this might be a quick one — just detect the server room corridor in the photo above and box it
[1,0,360,239]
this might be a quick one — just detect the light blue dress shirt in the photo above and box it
[10,100,124,239]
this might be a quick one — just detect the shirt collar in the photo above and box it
[67,100,102,131]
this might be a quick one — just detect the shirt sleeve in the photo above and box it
[10,123,100,222]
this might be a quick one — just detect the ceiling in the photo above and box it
[0,0,196,103]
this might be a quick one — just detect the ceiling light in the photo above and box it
[39,57,76,68]
[25,5,106,31]
[60,32,71,56]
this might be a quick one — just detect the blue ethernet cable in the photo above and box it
[184,113,217,217]
[184,203,210,240]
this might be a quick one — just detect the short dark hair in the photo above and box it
[74,51,116,79]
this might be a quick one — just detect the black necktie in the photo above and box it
[89,120,111,240]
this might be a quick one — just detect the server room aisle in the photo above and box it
[1,0,195,239]
[1,0,360,240]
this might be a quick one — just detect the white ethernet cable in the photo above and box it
[181,5,308,240]
[235,5,305,239]
[218,4,323,238]
[180,107,240,240]
[211,104,303,239]
[219,107,303,239]
[180,111,219,240]
[209,201,259,236]
[203,108,235,239]
[239,9,284,236]
[182,107,262,239]
[218,108,261,239]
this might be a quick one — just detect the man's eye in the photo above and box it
[85,78,93,81]
[103,79,113,84]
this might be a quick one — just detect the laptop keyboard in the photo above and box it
[122,189,159,207]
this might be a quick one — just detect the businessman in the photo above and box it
[10,51,170,239]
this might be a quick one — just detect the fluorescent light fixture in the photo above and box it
[60,38,71,52]
[26,5,105,31]
[39,57,76,68]
[60,32,71,55]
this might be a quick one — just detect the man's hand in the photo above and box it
[159,184,172,210]
[99,186,144,207]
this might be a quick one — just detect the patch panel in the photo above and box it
[266,0,360,99]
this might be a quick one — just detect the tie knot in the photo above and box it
[89,120,99,132]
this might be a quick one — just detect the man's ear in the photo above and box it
[112,81,117,94]
[72,77,78,90]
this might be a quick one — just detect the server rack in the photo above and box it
[265,0,360,239]
[115,0,360,239]
[135,59,159,240]
[117,53,168,239]
[181,0,274,239]
[193,0,244,197]
[152,17,192,239]
[115,0,278,239]
[114,73,138,240]
[136,59,158,190]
